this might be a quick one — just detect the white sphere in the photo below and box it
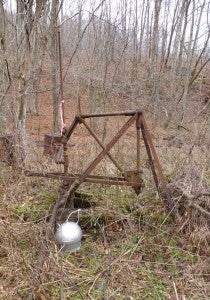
[55,221,82,252]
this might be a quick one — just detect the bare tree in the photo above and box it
[13,0,32,163]
[50,0,59,133]
[27,0,48,115]
[181,0,207,123]
[149,0,162,119]
[0,1,8,135]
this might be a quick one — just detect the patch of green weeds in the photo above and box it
[169,249,184,261]
[166,174,173,183]
[49,284,60,299]
[97,185,138,212]
[151,211,173,225]
[118,194,138,214]
[169,247,196,264]
[187,252,198,264]
[13,190,58,221]
[18,287,30,298]
[88,288,104,299]
[142,274,168,300]
[107,188,138,214]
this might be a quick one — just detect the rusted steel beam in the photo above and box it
[140,116,174,212]
[80,118,124,173]
[136,112,141,171]
[25,171,141,187]
[78,174,125,181]
[25,170,126,181]
[25,170,144,189]
[141,122,159,191]
[82,178,139,186]
[78,110,142,118]
[141,115,166,188]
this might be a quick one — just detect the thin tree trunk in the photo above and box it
[150,0,162,120]
[50,0,59,133]
[28,0,48,115]
[138,0,147,62]
[131,0,138,82]
[0,1,7,135]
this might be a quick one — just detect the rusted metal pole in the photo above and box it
[25,170,126,181]
[25,171,140,186]
[141,122,159,191]
[141,116,174,212]
[79,110,139,118]
[136,112,141,171]
[141,115,166,188]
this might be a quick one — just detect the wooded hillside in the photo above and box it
[0,1,209,299]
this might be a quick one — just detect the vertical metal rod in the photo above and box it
[136,112,141,171]
[141,116,174,212]
[141,115,166,188]
[141,121,159,191]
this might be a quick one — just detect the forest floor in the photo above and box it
[0,62,210,299]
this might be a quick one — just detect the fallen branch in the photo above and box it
[188,99,210,123]
[182,191,210,218]
[188,201,210,218]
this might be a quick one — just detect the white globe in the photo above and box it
[55,221,82,252]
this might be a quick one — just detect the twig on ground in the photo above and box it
[172,281,179,300]
[182,191,210,218]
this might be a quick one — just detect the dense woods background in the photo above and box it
[0,0,209,151]
[0,0,210,299]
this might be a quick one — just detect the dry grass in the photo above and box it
[0,120,210,300]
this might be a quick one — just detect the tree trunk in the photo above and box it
[0,1,7,135]
[150,0,162,120]
[28,0,48,115]
[50,0,59,133]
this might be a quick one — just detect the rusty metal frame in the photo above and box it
[26,109,173,211]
